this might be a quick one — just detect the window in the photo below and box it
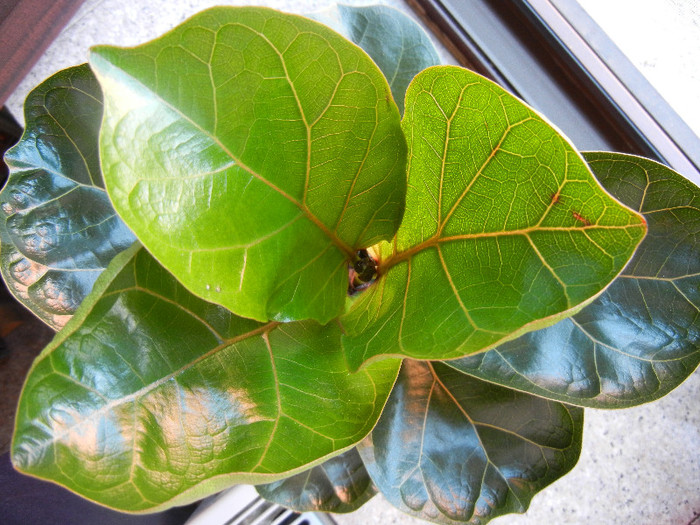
[407,0,700,184]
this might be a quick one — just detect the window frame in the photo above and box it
[406,0,700,185]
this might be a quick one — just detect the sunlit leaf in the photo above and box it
[12,246,400,512]
[341,66,647,370]
[311,4,441,113]
[90,6,406,324]
[358,360,583,524]
[451,153,700,407]
[0,64,135,329]
[256,447,376,513]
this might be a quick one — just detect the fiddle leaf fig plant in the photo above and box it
[90,6,408,325]
[341,65,646,370]
[1,4,698,524]
[0,64,135,330]
[453,152,700,409]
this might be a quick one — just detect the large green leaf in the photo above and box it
[0,64,135,329]
[256,447,376,513]
[11,245,400,512]
[358,360,583,524]
[90,6,407,325]
[450,153,700,408]
[311,4,441,113]
[341,66,647,370]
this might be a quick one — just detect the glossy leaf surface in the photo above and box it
[451,153,700,408]
[90,6,407,324]
[0,64,135,329]
[312,4,441,113]
[256,447,376,513]
[12,246,400,512]
[359,360,583,524]
[341,66,647,370]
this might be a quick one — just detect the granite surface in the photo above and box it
[4,0,455,123]
[3,1,699,524]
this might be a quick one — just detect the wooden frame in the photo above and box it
[407,0,700,184]
[0,0,86,106]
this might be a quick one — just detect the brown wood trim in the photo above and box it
[0,0,87,106]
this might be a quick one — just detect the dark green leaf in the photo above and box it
[90,6,407,324]
[12,246,400,512]
[256,447,376,513]
[311,4,441,113]
[358,360,583,524]
[451,153,700,408]
[0,64,135,329]
[342,66,646,370]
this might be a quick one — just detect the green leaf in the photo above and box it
[450,153,700,408]
[11,246,400,512]
[89,6,407,324]
[358,360,583,524]
[342,66,647,370]
[256,447,376,513]
[311,4,441,113]
[0,64,135,329]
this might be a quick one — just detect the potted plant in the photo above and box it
[1,4,698,524]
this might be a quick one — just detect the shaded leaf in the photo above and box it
[0,298,55,456]
[12,246,400,512]
[0,64,135,329]
[358,360,583,524]
[90,6,407,324]
[256,447,376,513]
[0,106,22,185]
[311,4,441,113]
[451,153,700,408]
[342,66,646,370]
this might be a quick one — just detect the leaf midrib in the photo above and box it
[424,361,528,516]
[94,49,357,261]
[24,315,279,453]
[393,86,645,274]
[381,222,643,271]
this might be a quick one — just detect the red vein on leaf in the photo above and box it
[380,222,644,272]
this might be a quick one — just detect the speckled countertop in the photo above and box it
[3,1,700,524]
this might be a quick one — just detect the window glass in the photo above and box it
[577,0,700,137]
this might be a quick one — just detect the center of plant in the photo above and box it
[349,249,378,294]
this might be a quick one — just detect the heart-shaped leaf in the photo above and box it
[342,66,647,370]
[358,360,583,524]
[311,4,441,113]
[256,447,376,513]
[12,245,400,512]
[90,6,407,325]
[450,153,700,408]
[0,64,135,329]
